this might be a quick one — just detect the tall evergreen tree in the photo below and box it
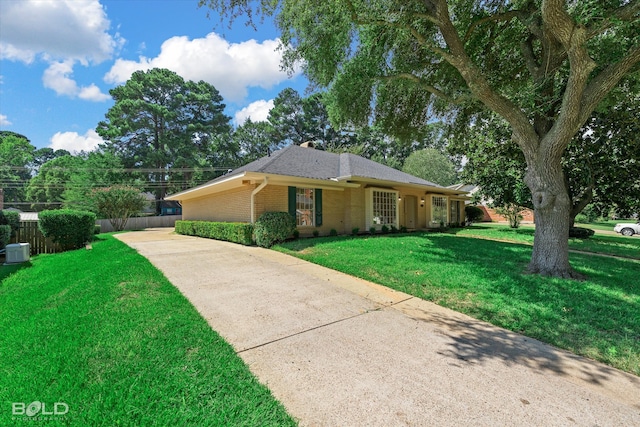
[97,68,231,213]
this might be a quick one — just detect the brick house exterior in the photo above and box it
[446,183,535,223]
[167,144,469,236]
[480,206,535,223]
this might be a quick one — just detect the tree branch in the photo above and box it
[579,44,640,124]
[343,0,449,60]
[377,73,464,104]
[521,37,542,79]
[540,0,596,158]
[587,1,640,39]
[428,0,539,157]
[463,10,523,43]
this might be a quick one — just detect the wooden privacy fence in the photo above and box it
[12,220,62,255]
[9,215,180,255]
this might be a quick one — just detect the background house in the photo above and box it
[167,144,468,236]
[447,183,534,223]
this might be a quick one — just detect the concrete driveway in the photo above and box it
[116,228,640,427]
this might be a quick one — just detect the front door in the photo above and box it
[405,195,417,229]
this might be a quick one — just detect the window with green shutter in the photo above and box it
[315,189,322,226]
[288,186,322,227]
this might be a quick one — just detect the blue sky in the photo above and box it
[0,0,307,152]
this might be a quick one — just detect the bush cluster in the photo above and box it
[175,220,254,246]
[465,205,485,223]
[254,212,296,248]
[569,226,595,239]
[38,209,96,251]
[0,210,20,238]
[0,225,10,250]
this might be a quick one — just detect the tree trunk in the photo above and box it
[525,157,581,279]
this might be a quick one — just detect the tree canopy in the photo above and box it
[97,68,232,213]
[402,148,457,186]
[0,131,34,209]
[202,0,640,278]
[25,155,84,211]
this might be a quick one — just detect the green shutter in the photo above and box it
[288,186,296,219]
[315,189,323,226]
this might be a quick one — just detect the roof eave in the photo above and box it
[165,172,247,201]
[346,176,468,196]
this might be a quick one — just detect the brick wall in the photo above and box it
[480,206,535,223]
[255,185,287,217]
[182,186,254,222]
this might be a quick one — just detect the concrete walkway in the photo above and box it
[116,228,640,427]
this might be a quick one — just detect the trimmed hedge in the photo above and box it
[38,209,96,251]
[0,224,10,250]
[254,212,296,248]
[175,220,254,246]
[0,210,20,237]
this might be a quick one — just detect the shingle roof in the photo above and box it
[216,145,442,187]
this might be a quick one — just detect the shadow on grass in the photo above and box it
[277,232,640,375]
[410,234,639,313]
[405,305,639,388]
[0,260,32,282]
[448,225,536,237]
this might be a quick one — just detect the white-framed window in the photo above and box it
[296,187,315,226]
[367,188,398,228]
[431,195,448,225]
[450,200,459,224]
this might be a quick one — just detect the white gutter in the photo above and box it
[250,177,269,223]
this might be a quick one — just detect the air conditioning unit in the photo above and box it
[5,243,30,264]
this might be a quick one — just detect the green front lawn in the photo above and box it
[456,224,640,259]
[0,235,295,426]
[276,232,640,376]
[576,219,635,232]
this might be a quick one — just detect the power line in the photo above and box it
[1,166,235,173]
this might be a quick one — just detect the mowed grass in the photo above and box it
[0,235,296,426]
[576,219,635,232]
[455,224,640,259]
[276,232,640,376]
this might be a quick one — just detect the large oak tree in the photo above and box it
[451,93,640,225]
[203,0,640,278]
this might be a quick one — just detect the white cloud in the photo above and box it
[43,61,78,97]
[234,99,274,125]
[0,114,12,126]
[49,129,103,153]
[42,61,109,101]
[0,0,123,65]
[0,1,118,102]
[78,84,111,102]
[104,33,295,102]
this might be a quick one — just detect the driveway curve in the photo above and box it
[116,228,640,427]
